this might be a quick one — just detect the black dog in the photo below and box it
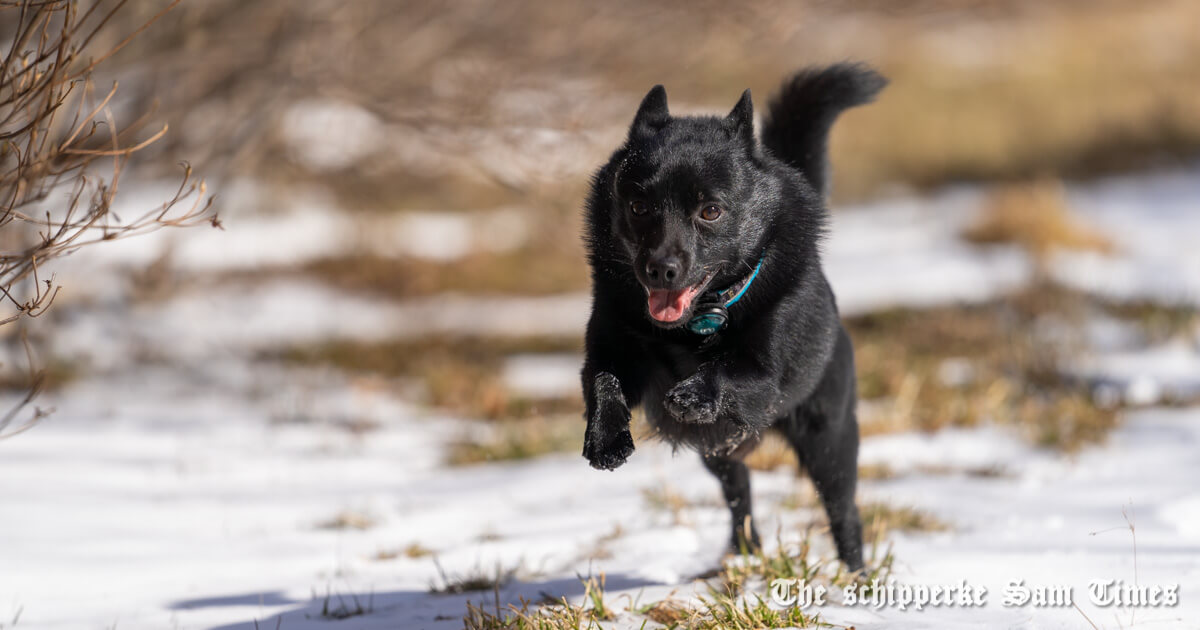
[580,64,886,571]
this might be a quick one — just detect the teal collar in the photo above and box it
[685,257,764,336]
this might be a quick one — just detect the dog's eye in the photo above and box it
[699,204,723,221]
[629,200,649,216]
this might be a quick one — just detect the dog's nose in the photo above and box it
[645,256,682,286]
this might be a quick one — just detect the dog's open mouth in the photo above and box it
[646,273,713,324]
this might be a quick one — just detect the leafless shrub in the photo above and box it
[1,0,213,325]
[0,0,213,436]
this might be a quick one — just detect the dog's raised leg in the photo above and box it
[582,372,636,470]
[702,446,761,553]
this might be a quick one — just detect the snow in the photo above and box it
[5,168,1200,628]
[1073,338,1200,406]
[858,426,1047,476]
[280,99,387,171]
[501,353,582,399]
[362,209,530,260]
[48,282,592,368]
[4,369,1198,629]
[827,188,1033,315]
[1052,167,1200,304]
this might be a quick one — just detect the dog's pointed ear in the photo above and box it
[726,88,754,145]
[630,85,670,136]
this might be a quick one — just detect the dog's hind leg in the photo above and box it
[780,328,865,571]
[702,439,761,553]
[787,408,863,571]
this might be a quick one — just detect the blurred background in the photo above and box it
[3,1,1199,628]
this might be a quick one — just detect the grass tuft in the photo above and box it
[860,502,951,540]
[315,510,376,531]
[462,575,609,630]
[686,589,825,630]
[431,560,516,595]
[963,179,1112,259]
[640,598,693,627]
[317,586,373,620]
[375,542,434,560]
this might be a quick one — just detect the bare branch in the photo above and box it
[0,0,212,438]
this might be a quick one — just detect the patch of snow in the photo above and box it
[859,425,1046,476]
[46,281,591,368]
[827,188,1034,315]
[4,368,1200,628]
[1080,314,1147,352]
[362,208,529,261]
[280,99,386,171]
[1052,166,1200,304]
[1071,338,1200,405]
[501,353,582,399]
[384,211,474,261]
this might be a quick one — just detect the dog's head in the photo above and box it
[606,86,772,328]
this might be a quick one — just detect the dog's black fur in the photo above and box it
[579,64,886,570]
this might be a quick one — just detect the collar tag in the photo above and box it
[687,308,727,335]
[686,257,764,336]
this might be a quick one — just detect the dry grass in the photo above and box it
[374,542,433,560]
[315,170,530,215]
[683,592,825,630]
[316,586,373,620]
[316,510,377,531]
[431,560,518,595]
[463,575,611,630]
[963,179,1113,259]
[281,287,1148,451]
[0,356,78,393]
[779,484,820,512]
[304,247,589,299]
[858,463,897,481]
[1103,299,1198,344]
[279,335,582,420]
[640,484,708,526]
[860,502,951,540]
[447,415,581,466]
[463,561,829,629]
[847,289,1122,450]
[744,432,798,472]
[640,598,693,627]
[462,529,896,629]
[749,438,897,479]
[827,0,1200,198]
[719,528,896,602]
[116,0,1200,205]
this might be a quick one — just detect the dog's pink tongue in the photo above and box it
[648,288,695,322]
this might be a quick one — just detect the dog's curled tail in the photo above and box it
[761,63,887,198]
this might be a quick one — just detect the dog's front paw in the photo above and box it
[665,375,719,424]
[583,424,635,471]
